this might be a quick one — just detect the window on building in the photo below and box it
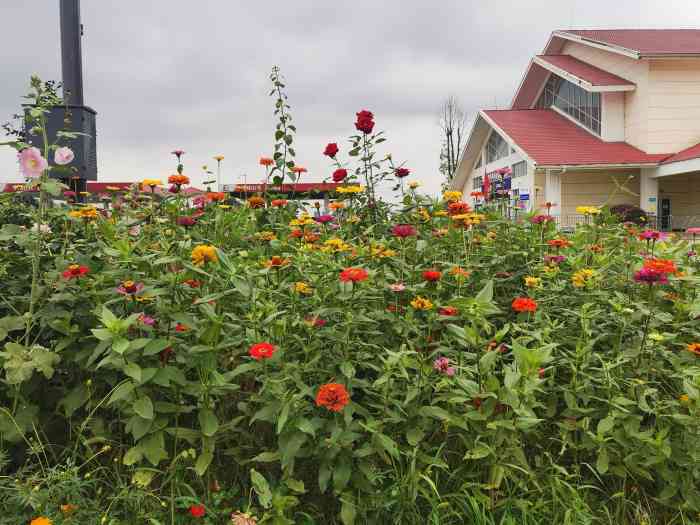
[511,160,527,178]
[485,131,510,164]
[536,74,601,135]
[473,176,483,189]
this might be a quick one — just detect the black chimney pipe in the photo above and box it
[59,0,84,105]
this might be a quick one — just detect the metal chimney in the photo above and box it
[60,0,84,105]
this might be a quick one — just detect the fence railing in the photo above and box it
[553,214,700,231]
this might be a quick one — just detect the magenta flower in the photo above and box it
[639,230,668,241]
[169,184,180,194]
[18,147,48,178]
[687,227,700,236]
[544,255,566,265]
[54,146,75,166]
[177,216,197,227]
[63,190,77,198]
[433,356,455,377]
[391,224,417,238]
[314,214,334,224]
[530,215,554,225]
[497,167,512,176]
[116,280,144,295]
[634,268,668,285]
[138,313,156,326]
[687,251,697,258]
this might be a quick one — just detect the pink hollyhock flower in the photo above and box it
[54,146,75,165]
[433,356,455,377]
[497,167,512,176]
[18,147,48,178]
[391,224,417,238]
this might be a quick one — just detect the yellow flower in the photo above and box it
[294,281,312,295]
[134,294,155,303]
[572,268,597,288]
[576,206,601,216]
[410,296,434,310]
[408,181,420,189]
[255,231,277,242]
[416,207,431,222]
[451,212,486,226]
[370,244,395,258]
[68,206,99,220]
[486,231,497,240]
[322,238,351,253]
[442,190,462,202]
[30,518,52,525]
[679,394,689,404]
[191,245,218,266]
[524,276,541,288]
[79,191,90,196]
[336,185,364,194]
[289,213,315,227]
[213,154,225,161]
[218,204,232,209]
[141,178,162,188]
[542,264,559,275]
[433,210,448,217]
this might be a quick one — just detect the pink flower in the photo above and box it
[389,283,406,292]
[391,224,417,238]
[54,146,75,165]
[530,215,554,225]
[433,357,455,377]
[544,255,566,265]
[638,230,668,241]
[171,149,185,159]
[314,214,334,224]
[138,313,156,326]
[18,147,48,178]
[177,216,197,227]
[634,267,668,285]
[497,167,512,176]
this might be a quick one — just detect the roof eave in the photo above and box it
[536,162,661,170]
[553,30,641,59]
[532,56,635,92]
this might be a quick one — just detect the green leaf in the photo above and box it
[406,427,424,446]
[112,338,130,355]
[598,416,615,434]
[285,478,305,494]
[596,448,609,474]
[123,362,142,382]
[340,494,357,525]
[251,451,280,463]
[133,396,154,419]
[141,432,168,466]
[475,280,494,303]
[123,446,143,466]
[333,454,352,493]
[143,339,171,357]
[195,451,214,476]
[109,381,135,404]
[250,468,272,509]
[198,408,219,437]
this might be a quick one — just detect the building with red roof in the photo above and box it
[452,29,700,229]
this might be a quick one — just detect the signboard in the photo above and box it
[648,197,657,203]
[519,193,530,201]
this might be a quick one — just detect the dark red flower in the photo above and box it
[249,342,276,360]
[438,306,458,316]
[395,167,410,178]
[391,224,416,238]
[62,264,89,279]
[183,279,201,288]
[323,142,339,158]
[177,216,196,227]
[189,504,206,518]
[175,323,189,332]
[422,269,442,282]
[332,168,348,183]
[355,110,375,134]
[159,346,174,365]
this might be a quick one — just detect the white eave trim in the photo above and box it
[478,110,537,167]
[656,157,700,177]
[537,162,661,170]
[533,56,635,92]
[553,31,641,60]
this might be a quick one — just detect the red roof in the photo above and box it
[562,29,700,56]
[482,109,670,167]
[535,55,634,87]
[661,142,700,165]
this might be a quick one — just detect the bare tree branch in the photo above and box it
[438,96,468,187]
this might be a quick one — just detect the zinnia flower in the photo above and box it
[249,342,276,360]
[175,323,189,332]
[633,267,668,285]
[391,224,416,238]
[18,147,48,178]
[395,167,410,178]
[294,281,312,295]
[116,280,144,295]
[408,181,420,189]
[438,306,458,316]
[191,245,218,266]
[316,383,350,412]
[141,178,162,188]
[213,154,225,162]
[207,192,226,202]
[30,518,52,525]
[389,283,406,292]
[339,267,368,282]
[448,201,472,216]
[168,174,189,185]
[271,199,288,207]
[177,216,197,227]
[524,276,540,288]
[189,504,206,518]
[62,264,89,279]
[410,296,433,310]
[54,146,75,165]
[172,149,185,159]
[571,268,596,288]
[512,297,537,313]
[422,269,442,282]
[138,313,156,326]
[547,238,572,249]
[323,143,339,158]
[259,157,274,166]
[265,256,289,268]
[643,258,677,275]
[248,196,266,208]
[314,214,334,224]
[687,343,700,356]
[442,190,462,202]
[433,356,455,376]
[530,215,554,225]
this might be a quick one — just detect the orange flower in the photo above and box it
[512,297,537,313]
[315,383,350,412]
[168,174,190,185]
[60,504,78,515]
[264,256,289,268]
[643,258,677,275]
[249,342,276,360]
[259,157,274,167]
[289,229,303,239]
[207,192,226,202]
[248,196,266,208]
[687,343,700,356]
[547,238,572,249]
[329,201,345,210]
[271,199,288,207]
[339,267,368,282]
[447,201,472,216]
[292,166,307,174]
[450,267,471,279]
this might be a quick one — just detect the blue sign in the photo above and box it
[520,193,530,201]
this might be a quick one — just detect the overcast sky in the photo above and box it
[1,1,698,197]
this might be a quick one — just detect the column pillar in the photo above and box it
[639,168,659,217]
[544,169,562,216]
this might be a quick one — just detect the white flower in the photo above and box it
[30,223,52,234]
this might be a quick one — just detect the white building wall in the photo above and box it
[601,92,625,141]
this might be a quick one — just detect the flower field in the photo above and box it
[0,76,699,525]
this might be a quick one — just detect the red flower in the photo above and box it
[391,224,416,238]
[438,306,458,316]
[643,258,677,275]
[249,342,276,360]
[448,201,471,216]
[259,157,274,167]
[175,323,189,332]
[177,216,197,227]
[339,267,369,282]
[271,199,288,207]
[547,238,572,249]
[395,167,410,178]
[323,143,339,158]
[355,110,375,134]
[315,383,350,412]
[332,168,348,183]
[512,297,538,313]
[538,367,545,379]
[422,269,442,282]
[289,229,303,239]
[62,264,89,279]
[183,279,201,288]
[189,504,206,518]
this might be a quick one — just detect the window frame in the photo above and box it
[536,74,601,135]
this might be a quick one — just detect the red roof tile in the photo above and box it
[536,55,634,87]
[662,142,700,165]
[562,29,700,56]
[482,109,670,167]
